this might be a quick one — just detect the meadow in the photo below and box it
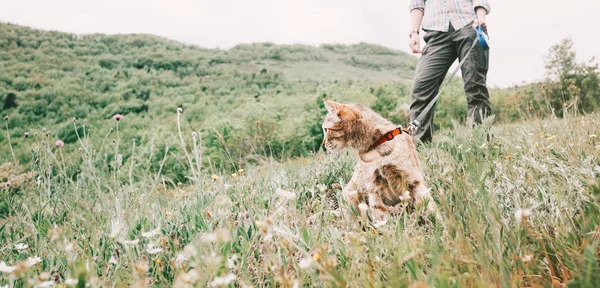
[1,22,600,287]
[1,108,599,287]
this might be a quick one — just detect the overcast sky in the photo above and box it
[1,0,599,88]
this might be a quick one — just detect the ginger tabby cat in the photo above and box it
[321,99,435,221]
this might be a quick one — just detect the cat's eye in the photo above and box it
[324,128,328,133]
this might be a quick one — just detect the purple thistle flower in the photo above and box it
[113,114,123,121]
[55,140,64,148]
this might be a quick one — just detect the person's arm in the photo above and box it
[473,0,490,31]
[408,1,425,53]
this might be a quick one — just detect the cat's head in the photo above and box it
[321,99,361,152]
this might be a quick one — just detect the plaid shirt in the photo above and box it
[409,0,491,32]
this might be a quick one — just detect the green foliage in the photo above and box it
[544,37,600,116]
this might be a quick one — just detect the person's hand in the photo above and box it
[409,32,421,54]
[473,18,487,32]
[473,8,488,32]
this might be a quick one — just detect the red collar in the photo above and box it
[370,127,405,150]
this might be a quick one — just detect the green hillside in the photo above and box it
[0,22,426,170]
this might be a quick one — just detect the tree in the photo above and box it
[3,93,17,110]
[544,38,600,115]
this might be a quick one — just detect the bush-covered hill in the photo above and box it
[2,22,597,177]
[0,22,421,169]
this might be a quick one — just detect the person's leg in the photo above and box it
[410,30,458,144]
[454,24,492,125]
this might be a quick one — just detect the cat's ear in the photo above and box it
[323,99,341,113]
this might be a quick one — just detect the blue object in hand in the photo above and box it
[474,26,490,50]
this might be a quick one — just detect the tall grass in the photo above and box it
[0,109,599,287]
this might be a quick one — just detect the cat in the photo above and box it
[321,99,435,221]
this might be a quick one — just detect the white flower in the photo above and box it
[36,281,55,288]
[142,227,161,238]
[65,242,75,252]
[0,262,16,273]
[174,269,201,286]
[209,273,236,287]
[227,255,237,269]
[373,219,387,228]
[27,256,42,267]
[146,243,163,254]
[399,190,411,201]
[64,278,78,285]
[357,203,369,212]
[122,239,139,246]
[14,243,28,251]
[109,219,125,239]
[175,254,189,264]
[514,208,532,224]
[276,188,297,200]
[298,257,314,269]
[521,254,533,263]
[109,255,118,265]
[316,184,327,193]
[201,228,232,243]
[200,233,217,243]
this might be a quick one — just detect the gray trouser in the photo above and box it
[409,23,491,144]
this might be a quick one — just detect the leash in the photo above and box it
[407,26,489,134]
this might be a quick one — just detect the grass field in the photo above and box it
[1,109,599,288]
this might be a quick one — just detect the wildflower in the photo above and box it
[109,255,118,265]
[201,228,232,243]
[209,273,236,287]
[64,241,75,252]
[231,173,237,177]
[15,243,28,251]
[175,244,197,264]
[55,140,64,148]
[113,114,123,121]
[36,281,55,288]
[312,253,321,262]
[514,207,532,224]
[358,203,369,212]
[165,210,173,217]
[276,188,297,200]
[255,121,260,126]
[521,254,533,263]
[0,262,16,273]
[109,219,125,239]
[212,175,219,181]
[24,132,29,138]
[316,184,327,193]
[146,243,163,254]
[227,255,237,269]
[64,278,78,285]
[590,134,597,139]
[156,259,162,267]
[399,190,410,201]
[238,169,244,174]
[373,219,387,228]
[177,107,183,114]
[298,257,314,269]
[174,270,201,287]
[27,256,42,267]
[142,227,161,238]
